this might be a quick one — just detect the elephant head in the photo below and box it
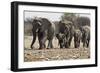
[32,17,42,32]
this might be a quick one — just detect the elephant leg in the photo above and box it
[38,39,42,49]
[50,40,53,48]
[47,41,51,49]
[87,40,90,48]
[47,27,54,49]
[47,39,53,49]
[38,33,47,49]
[83,42,85,48]
[59,43,62,48]
[58,40,64,48]
[74,39,80,48]
[69,36,72,47]
[77,42,79,48]
[86,40,90,48]
[39,41,46,49]
[60,43,65,48]
[83,40,87,48]
[75,41,78,48]
[77,39,80,48]
[75,44,77,48]
[30,32,36,49]
[65,34,70,48]
[78,40,80,48]
[65,41,69,48]
[38,32,43,49]
[74,41,76,48]
[74,40,77,48]
[42,36,47,48]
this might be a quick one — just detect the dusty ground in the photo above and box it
[24,36,90,62]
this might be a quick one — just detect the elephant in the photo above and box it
[30,17,54,49]
[64,22,74,48]
[56,20,74,48]
[80,26,90,48]
[74,29,82,48]
[56,33,66,48]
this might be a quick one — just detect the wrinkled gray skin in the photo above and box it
[30,18,54,49]
[80,26,90,48]
[74,29,82,48]
[56,33,66,48]
[56,21,74,48]
[65,23,74,48]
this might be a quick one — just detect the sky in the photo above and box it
[24,11,90,22]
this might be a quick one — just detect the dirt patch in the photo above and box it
[24,36,90,62]
[24,48,90,62]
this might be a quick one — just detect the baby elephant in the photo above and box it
[56,33,66,48]
[81,26,90,48]
[74,29,82,48]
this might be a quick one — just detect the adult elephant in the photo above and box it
[30,17,54,49]
[74,29,82,48]
[80,26,90,48]
[56,20,74,48]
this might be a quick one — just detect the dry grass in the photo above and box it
[24,36,90,62]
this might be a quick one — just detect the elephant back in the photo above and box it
[39,18,52,32]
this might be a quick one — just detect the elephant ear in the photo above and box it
[35,17,42,26]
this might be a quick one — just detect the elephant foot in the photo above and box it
[39,46,45,50]
[30,46,35,49]
[39,48,43,50]
[65,46,69,48]
[47,46,53,49]
[47,47,50,49]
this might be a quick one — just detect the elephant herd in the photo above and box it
[30,17,90,49]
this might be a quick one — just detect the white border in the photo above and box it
[18,5,96,68]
